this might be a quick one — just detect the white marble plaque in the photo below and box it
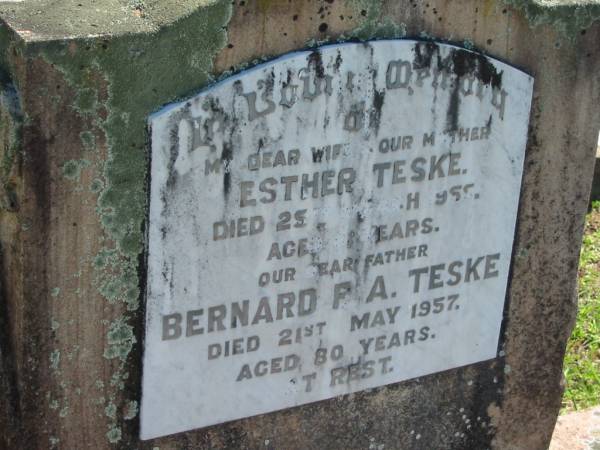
[140,40,533,440]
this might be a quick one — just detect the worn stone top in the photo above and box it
[0,0,599,42]
[0,0,216,41]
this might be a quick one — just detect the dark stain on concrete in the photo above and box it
[308,49,325,79]
[412,42,504,132]
[221,142,233,197]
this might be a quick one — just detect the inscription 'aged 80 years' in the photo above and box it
[140,40,534,439]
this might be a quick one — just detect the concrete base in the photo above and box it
[550,407,600,450]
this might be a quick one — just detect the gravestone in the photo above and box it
[0,1,598,449]
[141,41,533,439]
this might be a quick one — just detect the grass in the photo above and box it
[562,200,600,412]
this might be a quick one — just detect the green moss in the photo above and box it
[35,2,232,291]
[50,287,60,297]
[90,178,104,193]
[343,0,407,40]
[341,0,600,41]
[8,6,230,432]
[73,87,98,114]
[66,345,79,360]
[124,400,138,420]
[105,401,117,419]
[103,318,136,361]
[20,218,32,231]
[92,248,116,269]
[62,158,91,181]
[0,26,23,190]
[463,39,475,50]
[0,54,22,212]
[80,130,96,151]
[0,88,21,185]
[106,427,122,444]
[63,160,80,179]
[502,0,600,37]
[110,371,127,390]
[95,258,140,310]
[49,349,60,370]
[59,405,69,418]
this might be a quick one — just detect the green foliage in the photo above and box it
[563,201,600,411]
[502,0,600,38]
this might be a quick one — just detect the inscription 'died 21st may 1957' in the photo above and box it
[140,40,534,440]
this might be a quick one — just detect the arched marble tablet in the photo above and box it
[141,40,533,440]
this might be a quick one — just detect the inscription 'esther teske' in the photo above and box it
[140,40,534,440]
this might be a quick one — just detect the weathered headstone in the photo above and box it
[0,1,598,449]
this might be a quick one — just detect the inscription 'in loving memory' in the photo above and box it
[141,40,533,440]
[176,46,508,155]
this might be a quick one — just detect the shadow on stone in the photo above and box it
[590,148,600,207]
